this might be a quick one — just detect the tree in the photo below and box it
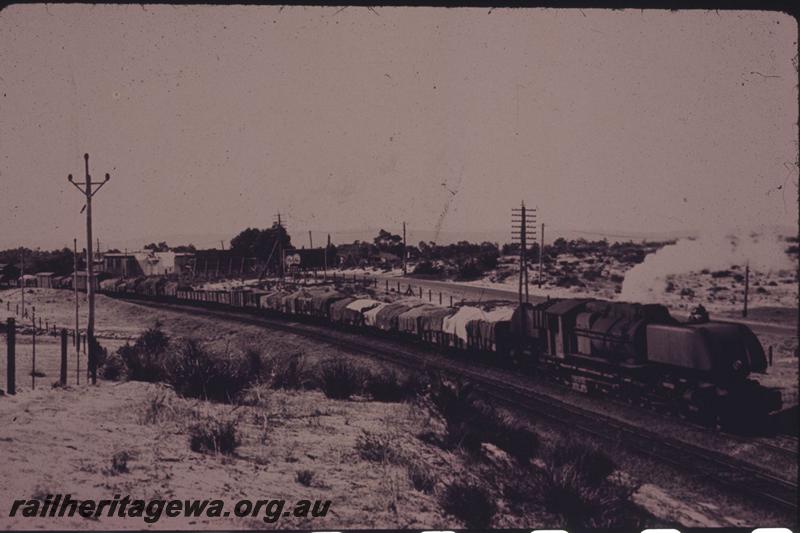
[373,229,403,256]
[144,242,169,252]
[230,224,292,265]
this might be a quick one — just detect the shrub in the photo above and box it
[413,261,443,276]
[428,380,487,453]
[550,442,616,487]
[270,353,309,390]
[101,351,126,381]
[406,459,436,493]
[110,451,133,475]
[295,469,314,487]
[365,368,418,402]
[188,417,240,455]
[439,481,496,529]
[539,463,636,528]
[355,430,403,464]
[318,358,364,400]
[117,326,171,382]
[428,379,537,460]
[163,340,257,403]
[490,413,540,463]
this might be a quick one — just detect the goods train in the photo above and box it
[97,276,782,428]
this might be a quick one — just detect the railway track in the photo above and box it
[125,296,798,514]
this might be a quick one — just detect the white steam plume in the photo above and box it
[620,230,796,303]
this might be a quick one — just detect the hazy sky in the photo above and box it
[1,6,797,250]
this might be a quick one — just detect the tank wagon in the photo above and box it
[98,277,782,427]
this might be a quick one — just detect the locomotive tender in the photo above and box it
[98,276,782,427]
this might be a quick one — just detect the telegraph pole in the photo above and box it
[743,261,750,318]
[511,202,536,305]
[308,231,313,249]
[19,248,24,316]
[539,223,545,288]
[68,153,111,385]
[402,222,407,275]
[73,238,79,349]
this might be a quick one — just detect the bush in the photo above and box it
[364,369,419,402]
[117,326,171,382]
[539,463,636,528]
[270,353,309,390]
[550,442,616,487]
[100,351,126,381]
[490,413,540,463]
[439,481,496,529]
[188,417,240,455]
[163,339,258,403]
[110,451,133,475]
[355,430,403,463]
[412,261,443,276]
[406,459,436,493]
[428,379,538,460]
[428,380,488,454]
[295,469,315,486]
[318,358,364,400]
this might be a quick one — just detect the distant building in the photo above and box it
[75,272,99,292]
[103,251,195,277]
[36,272,55,288]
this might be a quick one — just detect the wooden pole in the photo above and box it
[539,223,545,288]
[402,222,407,275]
[743,261,749,318]
[19,248,24,316]
[74,238,79,348]
[6,318,15,394]
[31,309,36,389]
[76,331,80,385]
[60,329,68,385]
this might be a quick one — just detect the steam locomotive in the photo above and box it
[98,277,783,427]
[508,298,781,426]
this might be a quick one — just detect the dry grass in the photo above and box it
[188,416,241,455]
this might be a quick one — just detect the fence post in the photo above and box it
[769,345,773,366]
[31,313,36,390]
[439,292,442,305]
[428,289,432,301]
[60,329,68,386]
[397,281,400,292]
[419,287,423,298]
[6,318,15,394]
[385,279,389,293]
[76,331,80,386]
[450,295,453,307]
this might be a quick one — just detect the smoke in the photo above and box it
[620,230,796,303]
